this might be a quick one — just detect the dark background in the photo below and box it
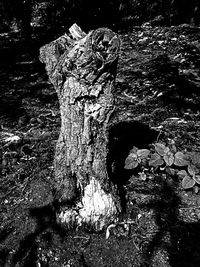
[0,0,200,37]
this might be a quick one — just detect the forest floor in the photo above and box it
[1,24,200,267]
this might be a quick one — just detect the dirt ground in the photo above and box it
[1,24,200,267]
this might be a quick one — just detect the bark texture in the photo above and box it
[39,24,120,230]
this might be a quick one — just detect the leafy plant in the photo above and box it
[124,142,200,192]
[124,147,150,169]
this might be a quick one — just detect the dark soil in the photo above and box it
[1,24,200,267]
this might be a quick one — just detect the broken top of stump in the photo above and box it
[39,23,120,93]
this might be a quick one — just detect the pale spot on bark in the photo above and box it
[59,178,117,230]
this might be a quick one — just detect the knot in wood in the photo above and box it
[91,28,120,70]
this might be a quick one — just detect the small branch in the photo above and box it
[179,206,200,210]
[69,23,86,40]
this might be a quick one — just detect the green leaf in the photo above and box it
[177,170,188,178]
[188,164,199,176]
[174,152,189,167]
[149,153,164,167]
[137,149,150,159]
[193,175,200,185]
[154,143,169,156]
[124,155,138,169]
[182,175,195,189]
[164,152,174,166]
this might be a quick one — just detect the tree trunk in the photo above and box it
[39,24,121,231]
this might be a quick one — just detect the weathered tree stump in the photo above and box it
[39,24,120,230]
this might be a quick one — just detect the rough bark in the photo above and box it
[39,24,120,230]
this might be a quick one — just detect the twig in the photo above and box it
[19,174,34,198]
[133,240,140,251]
[179,206,200,210]
[156,129,162,142]
[73,236,90,240]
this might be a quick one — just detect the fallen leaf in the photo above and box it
[106,224,116,239]
[194,186,199,194]
[193,175,200,185]
[188,164,199,176]
[139,172,147,181]
[166,167,176,176]
[182,176,195,189]
[177,170,188,178]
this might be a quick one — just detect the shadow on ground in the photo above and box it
[137,178,200,267]
[108,121,159,211]
[12,205,68,267]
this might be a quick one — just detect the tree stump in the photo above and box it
[39,24,120,231]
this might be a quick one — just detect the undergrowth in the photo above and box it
[125,141,200,192]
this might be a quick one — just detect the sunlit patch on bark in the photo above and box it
[59,178,117,230]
